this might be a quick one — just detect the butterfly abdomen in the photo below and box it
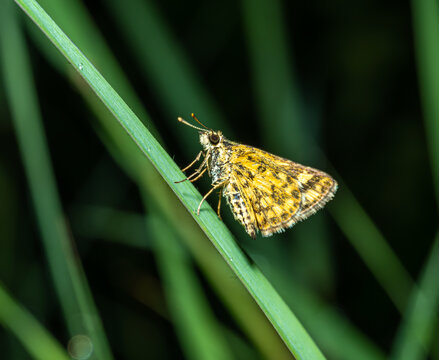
[223,182,257,238]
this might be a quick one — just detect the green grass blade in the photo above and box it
[63,42,291,360]
[0,2,113,359]
[391,232,439,360]
[32,0,161,142]
[73,205,151,249]
[330,184,413,312]
[74,202,234,358]
[104,0,233,148]
[0,283,70,360]
[78,57,237,360]
[269,270,387,360]
[72,205,388,359]
[147,211,235,360]
[411,0,439,203]
[391,0,439,356]
[15,0,325,358]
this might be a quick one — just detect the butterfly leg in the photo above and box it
[217,191,222,220]
[176,154,209,183]
[197,181,227,215]
[175,166,207,183]
[188,167,207,182]
[181,151,203,172]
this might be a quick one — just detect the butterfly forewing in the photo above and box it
[228,144,337,236]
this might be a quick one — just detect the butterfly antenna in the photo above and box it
[177,116,206,131]
[191,113,209,130]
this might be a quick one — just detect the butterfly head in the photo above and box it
[199,130,223,150]
[178,113,223,151]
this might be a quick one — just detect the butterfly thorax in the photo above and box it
[199,131,232,184]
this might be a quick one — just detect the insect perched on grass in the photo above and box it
[176,114,338,238]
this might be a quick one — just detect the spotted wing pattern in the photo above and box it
[225,144,337,237]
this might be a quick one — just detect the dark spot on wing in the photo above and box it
[291,190,300,200]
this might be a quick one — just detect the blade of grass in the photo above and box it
[71,204,389,359]
[390,0,439,357]
[391,231,439,360]
[0,2,113,359]
[147,212,235,360]
[74,205,263,359]
[32,0,162,142]
[53,58,239,360]
[105,0,233,150]
[15,0,325,358]
[72,205,152,249]
[411,0,439,204]
[267,267,387,360]
[63,16,290,354]
[0,283,70,360]
[70,42,292,360]
[330,183,413,312]
[77,199,388,360]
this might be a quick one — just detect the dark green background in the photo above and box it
[1,0,438,359]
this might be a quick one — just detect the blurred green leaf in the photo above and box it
[391,232,439,360]
[105,0,233,152]
[391,0,439,357]
[0,283,70,360]
[148,212,234,360]
[411,0,439,204]
[1,1,113,359]
[330,184,413,312]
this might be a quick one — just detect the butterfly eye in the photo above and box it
[209,133,220,145]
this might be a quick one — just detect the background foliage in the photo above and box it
[0,0,438,359]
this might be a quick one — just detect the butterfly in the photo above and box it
[176,114,337,238]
